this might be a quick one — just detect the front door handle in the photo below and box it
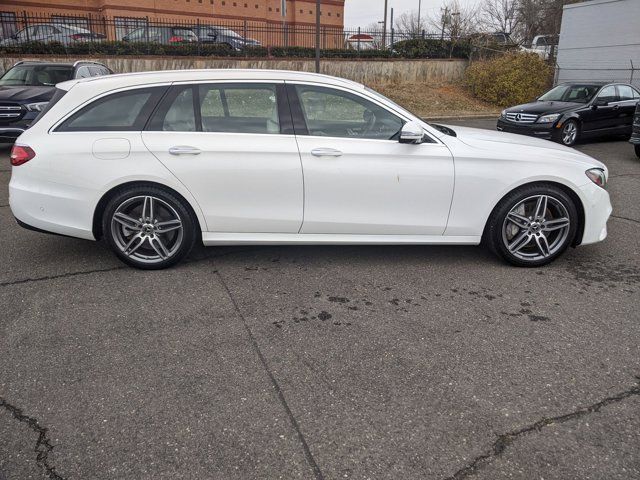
[169,146,201,155]
[311,148,342,157]
[612,105,620,111]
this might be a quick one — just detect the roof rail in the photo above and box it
[13,60,43,66]
[72,60,107,68]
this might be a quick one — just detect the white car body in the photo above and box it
[9,69,611,254]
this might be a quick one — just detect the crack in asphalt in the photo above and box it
[611,214,640,225]
[444,378,640,480]
[0,247,264,288]
[213,266,325,480]
[0,398,65,480]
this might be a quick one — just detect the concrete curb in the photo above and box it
[423,113,499,121]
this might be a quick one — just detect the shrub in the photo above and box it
[464,52,553,107]
[391,38,471,59]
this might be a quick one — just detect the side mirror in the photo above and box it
[399,121,424,144]
[593,98,608,108]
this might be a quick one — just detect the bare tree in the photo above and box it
[481,0,520,36]
[394,11,428,39]
[430,0,479,57]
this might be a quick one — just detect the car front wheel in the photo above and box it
[558,119,579,146]
[102,186,197,269]
[485,184,578,267]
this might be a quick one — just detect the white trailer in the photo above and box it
[556,0,640,87]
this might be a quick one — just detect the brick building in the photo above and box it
[0,0,345,47]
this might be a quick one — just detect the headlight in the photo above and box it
[537,113,560,123]
[25,102,49,112]
[586,168,607,189]
[500,109,507,118]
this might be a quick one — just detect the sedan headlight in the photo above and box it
[25,102,49,112]
[586,168,607,189]
[500,109,507,118]
[537,113,560,123]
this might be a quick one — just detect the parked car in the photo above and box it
[0,23,105,46]
[498,82,640,146]
[9,70,611,269]
[122,26,197,44]
[631,102,640,158]
[519,34,557,60]
[191,26,260,50]
[0,60,112,143]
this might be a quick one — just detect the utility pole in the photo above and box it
[440,6,449,43]
[417,0,421,35]
[382,0,388,48]
[315,0,320,73]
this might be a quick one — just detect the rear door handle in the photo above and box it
[612,105,620,110]
[311,148,342,157]
[169,146,201,155]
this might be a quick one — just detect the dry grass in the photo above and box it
[369,81,500,119]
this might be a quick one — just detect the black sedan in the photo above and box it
[497,82,640,146]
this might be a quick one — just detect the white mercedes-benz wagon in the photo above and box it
[9,69,612,269]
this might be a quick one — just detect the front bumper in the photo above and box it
[0,115,34,143]
[497,118,556,140]
[578,181,612,246]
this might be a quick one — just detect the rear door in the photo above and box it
[142,81,303,233]
[616,85,640,131]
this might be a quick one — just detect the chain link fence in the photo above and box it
[555,60,639,88]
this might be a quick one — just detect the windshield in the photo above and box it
[0,65,74,87]
[538,84,600,103]
[217,28,242,38]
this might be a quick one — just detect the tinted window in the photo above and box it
[295,85,403,140]
[0,64,74,86]
[147,83,280,134]
[538,84,599,103]
[618,85,640,101]
[57,87,166,132]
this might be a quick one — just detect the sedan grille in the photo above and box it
[505,112,538,124]
[0,103,24,122]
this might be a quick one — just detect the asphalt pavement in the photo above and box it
[1,119,639,480]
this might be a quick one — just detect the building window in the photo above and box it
[327,12,331,16]
[244,3,247,7]
[255,4,258,8]
[337,13,340,17]
[309,10,312,14]
[0,12,17,39]
[114,17,148,40]
[51,15,89,29]
[276,8,280,12]
[268,6,272,11]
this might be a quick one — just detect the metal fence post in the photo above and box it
[631,59,635,85]
[22,11,29,41]
[145,16,150,54]
[243,20,248,57]
[196,17,201,56]
[357,26,361,55]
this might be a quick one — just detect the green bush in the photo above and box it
[391,38,471,59]
[464,52,553,107]
[0,39,466,59]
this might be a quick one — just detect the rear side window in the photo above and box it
[618,85,640,101]
[146,83,280,134]
[57,86,167,132]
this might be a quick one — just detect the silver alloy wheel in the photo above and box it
[501,194,571,261]
[562,121,577,145]
[110,195,184,264]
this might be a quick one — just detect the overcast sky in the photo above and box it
[344,0,479,28]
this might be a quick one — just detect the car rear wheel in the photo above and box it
[485,184,578,267]
[558,119,579,146]
[102,186,197,269]
[635,144,640,159]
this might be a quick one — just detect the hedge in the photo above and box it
[0,40,469,60]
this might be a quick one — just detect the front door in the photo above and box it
[142,82,303,233]
[289,83,454,235]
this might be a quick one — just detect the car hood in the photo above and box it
[505,101,584,115]
[441,125,606,169]
[0,86,55,103]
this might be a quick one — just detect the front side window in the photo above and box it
[295,85,403,140]
[147,83,280,134]
[597,85,618,103]
[57,87,166,132]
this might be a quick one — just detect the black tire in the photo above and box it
[102,186,197,270]
[557,119,580,147]
[635,144,640,159]
[484,183,579,267]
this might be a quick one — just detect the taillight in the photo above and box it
[169,36,184,43]
[70,33,84,40]
[10,145,36,166]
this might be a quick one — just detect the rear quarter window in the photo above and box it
[56,86,168,132]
